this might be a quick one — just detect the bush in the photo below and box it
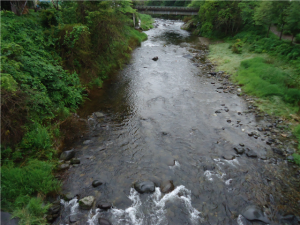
[231,39,243,54]
[1,160,60,210]
[139,13,154,31]
[295,34,300,43]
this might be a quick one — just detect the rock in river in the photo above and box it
[60,149,75,161]
[246,149,257,158]
[234,147,245,154]
[79,196,95,210]
[92,180,103,187]
[70,158,80,165]
[134,181,155,194]
[98,218,112,225]
[98,202,112,210]
[241,205,270,224]
[152,56,158,61]
[94,112,105,118]
[160,180,175,193]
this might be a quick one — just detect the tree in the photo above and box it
[253,1,274,38]
[286,2,300,43]
[238,1,258,25]
[272,1,290,40]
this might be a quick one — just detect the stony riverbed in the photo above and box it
[52,19,300,225]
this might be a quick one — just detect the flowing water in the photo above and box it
[55,19,300,225]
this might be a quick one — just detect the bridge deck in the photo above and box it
[134,6,199,16]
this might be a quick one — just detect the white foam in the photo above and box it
[237,214,247,225]
[225,179,233,185]
[169,160,180,170]
[110,185,202,225]
[87,208,101,225]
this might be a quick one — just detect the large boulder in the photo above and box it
[134,181,155,194]
[98,218,112,225]
[79,196,95,210]
[60,149,75,161]
[241,205,270,224]
[1,212,19,225]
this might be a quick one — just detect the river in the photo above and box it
[55,19,300,225]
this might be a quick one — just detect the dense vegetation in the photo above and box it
[1,1,148,223]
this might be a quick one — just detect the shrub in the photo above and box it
[1,160,60,210]
[232,39,243,54]
[295,34,300,43]
[139,13,154,31]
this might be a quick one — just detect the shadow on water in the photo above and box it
[56,19,300,225]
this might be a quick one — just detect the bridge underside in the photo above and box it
[137,11,198,16]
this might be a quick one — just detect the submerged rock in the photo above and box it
[92,180,103,187]
[241,205,270,224]
[215,110,221,113]
[134,181,155,194]
[98,202,112,210]
[60,149,75,161]
[79,196,95,210]
[160,180,175,193]
[98,218,112,225]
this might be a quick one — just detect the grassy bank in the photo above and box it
[1,2,147,223]
[209,40,300,163]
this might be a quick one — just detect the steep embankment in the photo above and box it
[1,4,148,224]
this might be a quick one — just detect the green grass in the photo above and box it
[1,160,60,224]
[209,42,300,118]
[139,13,154,31]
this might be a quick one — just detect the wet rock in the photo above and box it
[160,180,175,193]
[83,140,93,145]
[98,218,112,225]
[79,196,95,210]
[208,72,217,76]
[287,155,294,161]
[1,212,19,225]
[70,158,80,164]
[224,108,229,112]
[239,143,245,147]
[203,165,215,171]
[234,147,245,154]
[92,180,103,187]
[286,147,295,154]
[98,202,112,210]
[152,56,158,61]
[217,87,223,89]
[215,110,221,113]
[241,205,270,224]
[48,201,61,215]
[94,112,105,118]
[280,215,299,225]
[58,163,70,170]
[63,192,74,201]
[248,132,254,137]
[60,149,75,161]
[246,149,257,158]
[227,120,231,123]
[69,214,78,223]
[223,154,235,160]
[134,181,155,194]
[272,148,284,156]
[266,140,274,145]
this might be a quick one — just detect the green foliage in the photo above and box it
[231,39,243,54]
[235,57,300,106]
[1,160,60,210]
[1,73,18,92]
[20,123,54,160]
[13,197,50,225]
[1,160,58,224]
[40,8,61,28]
[139,13,154,31]
[293,153,300,165]
[285,2,300,38]
[296,34,300,43]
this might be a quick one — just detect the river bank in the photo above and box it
[51,19,300,225]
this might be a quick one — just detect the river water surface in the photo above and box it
[56,19,300,225]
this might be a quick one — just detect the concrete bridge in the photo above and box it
[134,6,199,16]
